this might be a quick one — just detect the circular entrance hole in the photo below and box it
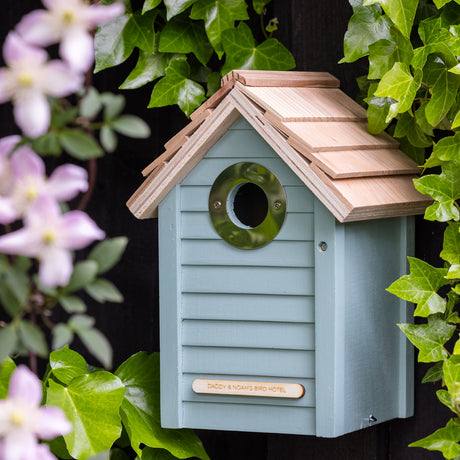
[230,182,268,228]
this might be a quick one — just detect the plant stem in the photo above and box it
[78,158,97,211]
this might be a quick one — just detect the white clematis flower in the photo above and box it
[0,195,105,287]
[0,32,83,137]
[17,0,124,73]
[0,365,72,460]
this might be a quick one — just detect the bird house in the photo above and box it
[127,70,430,437]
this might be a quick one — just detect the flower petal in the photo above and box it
[0,69,16,104]
[61,210,105,250]
[39,246,73,287]
[3,32,47,66]
[35,406,72,439]
[13,92,50,138]
[85,3,125,27]
[59,29,94,73]
[0,135,20,157]
[0,227,41,257]
[0,196,19,224]
[35,443,58,460]
[16,10,58,47]
[25,194,61,228]
[48,164,88,201]
[10,146,45,180]
[2,432,37,460]
[8,366,42,406]
[43,60,83,97]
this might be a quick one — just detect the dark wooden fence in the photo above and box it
[2,1,450,458]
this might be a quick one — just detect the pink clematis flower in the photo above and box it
[0,365,72,460]
[0,136,21,224]
[17,0,124,73]
[0,145,88,224]
[0,195,105,287]
[0,32,83,138]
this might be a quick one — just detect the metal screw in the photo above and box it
[368,414,377,424]
[318,241,328,252]
[273,201,282,210]
[214,200,222,209]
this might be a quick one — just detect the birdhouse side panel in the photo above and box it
[159,117,318,435]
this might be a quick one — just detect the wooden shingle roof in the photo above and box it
[127,70,430,222]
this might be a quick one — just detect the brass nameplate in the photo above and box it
[192,379,305,399]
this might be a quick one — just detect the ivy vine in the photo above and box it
[342,0,460,457]
[94,0,295,116]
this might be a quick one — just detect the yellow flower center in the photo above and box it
[18,73,34,87]
[25,186,38,201]
[42,230,56,245]
[9,410,24,426]
[62,10,75,24]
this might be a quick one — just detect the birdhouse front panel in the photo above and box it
[159,117,318,435]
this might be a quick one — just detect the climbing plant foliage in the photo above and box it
[95,0,295,116]
[342,0,460,457]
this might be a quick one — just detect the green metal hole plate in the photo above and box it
[209,162,287,249]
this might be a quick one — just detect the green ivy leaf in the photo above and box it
[368,28,413,79]
[374,62,422,122]
[49,346,88,385]
[415,162,460,221]
[444,355,460,401]
[115,352,210,460]
[159,15,213,66]
[0,329,17,371]
[95,10,157,72]
[17,320,48,358]
[340,4,392,63]
[221,22,295,75]
[141,447,180,460]
[143,0,162,13]
[410,419,460,458]
[111,115,151,138]
[58,129,104,160]
[393,112,432,148]
[253,0,271,14]
[398,315,456,362]
[441,222,460,265]
[364,0,418,38]
[190,0,249,58]
[432,131,460,162]
[365,85,393,134]
[387,257,448,317]
[46,373,125,460]
[88,237,128,275]
[120,49,170,90]
[424,59,460,126]
[85,279,124,303]
[437,389,457,414]
[148,58,206,116]
[0,358,16,398]
[164,0,198,19]
[422,361,444,383]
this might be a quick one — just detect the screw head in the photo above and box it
[273,201,282,210]
[318,241,328,252]
[214,200,222,209]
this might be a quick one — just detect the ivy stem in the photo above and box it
[260,13,269,40]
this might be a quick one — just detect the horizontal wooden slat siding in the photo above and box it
[182,320,314,350]
[181,212,314,240]
[182,347,315,378]
[182,158,305,186]
[182,293,315,322]
[182,240,314,267]
[182,374,315,407]
[182,266,314,295]
[181,185,314,212]
[182,402,315,435]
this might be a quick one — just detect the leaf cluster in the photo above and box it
[342,0,460,457]
[94,0,295,116]
[0,238,128,369]
[0,348,210,460]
